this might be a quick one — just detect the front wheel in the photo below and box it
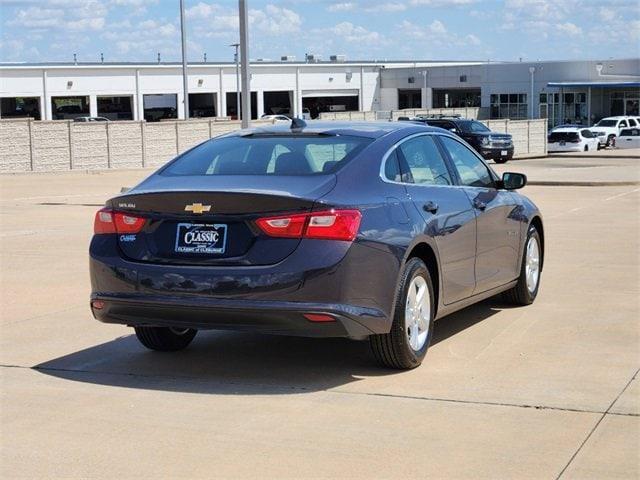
[370,258,435,369]
[134,326,197,351]
[502,225,542,305]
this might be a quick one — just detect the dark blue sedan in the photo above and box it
[90,120,544,369]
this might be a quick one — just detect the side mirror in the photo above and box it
[501,172,527,190]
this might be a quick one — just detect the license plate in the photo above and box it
[501,150,508,156]
[175,223,227,254]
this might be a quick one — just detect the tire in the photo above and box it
[502,225,542,305]
[606,135,615,148]
[134,326,197,351]
[370,258,435,369]
[584,145,589,152]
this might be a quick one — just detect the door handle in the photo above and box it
[473,199,487,211]
[423,201,439,214]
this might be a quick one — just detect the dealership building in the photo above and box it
[0,57,638,127]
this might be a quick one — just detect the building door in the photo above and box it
[398,89,422,109]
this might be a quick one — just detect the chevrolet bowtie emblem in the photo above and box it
[184,203,211,214]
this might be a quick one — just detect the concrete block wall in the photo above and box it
[71,123,109,170]
[109,122,144,169]
[318,111,377,121]
[145,123,179,167]
[390,107,488,120]
[31,121,71,172]
[0,118,274,173]
[482,119,547,157]
[0,119,31,172]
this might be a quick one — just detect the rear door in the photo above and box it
[438,135,522,293]
[393,134,477,304]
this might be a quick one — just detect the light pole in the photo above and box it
[229,43,240,120]
[529,66,536,119]
[239,0,251,128]
[179,0,189,119]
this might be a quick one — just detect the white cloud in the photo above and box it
[327,2,356,12]
[365,2,407,12]
[251,5,301,35]
[556,22,582,36]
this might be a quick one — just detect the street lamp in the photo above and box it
[238,0,251,128]
[179,0,189,119]
[229,43,240,120]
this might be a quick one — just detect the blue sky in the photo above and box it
[0,0,639,63]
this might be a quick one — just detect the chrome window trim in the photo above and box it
[378,131,456,187]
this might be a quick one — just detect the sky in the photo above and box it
[0,0,639,64]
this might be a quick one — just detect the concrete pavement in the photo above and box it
[493,154,640,185]
[1,166,638,479]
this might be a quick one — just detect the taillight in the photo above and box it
[93,208,146,235]
[255,209,361,242]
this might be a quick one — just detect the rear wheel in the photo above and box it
[134,326,197,351]
[502,225,542,305]
[370,258,435,369]
[584,144,589,152]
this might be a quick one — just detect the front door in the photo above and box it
[438,135,522,293]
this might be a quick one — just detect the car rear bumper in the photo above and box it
[90,294,384,337]
[89,235,398,337]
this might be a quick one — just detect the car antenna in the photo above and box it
[290,117,307,131]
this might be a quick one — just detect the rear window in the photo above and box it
[548,132,579,142]
[161,134,372,176]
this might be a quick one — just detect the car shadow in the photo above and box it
[35,299,508,395]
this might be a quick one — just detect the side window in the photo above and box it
[628,119,637,127]
[397,136,453,186]
[440,136,494,188]
[581,130,593,138]
[619,120,628,128]
[384,149,402,182]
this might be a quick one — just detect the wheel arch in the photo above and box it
[406,242,441,317]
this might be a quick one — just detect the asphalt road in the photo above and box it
[1,166,638,479]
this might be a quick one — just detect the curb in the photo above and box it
[528,180,640,187]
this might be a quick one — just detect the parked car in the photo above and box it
[616,128,640,149]
[421,117,514,163]
[547,127,600,152]
[73,116,110,122]
[261,114,292,122]
[590,116,635,147]
[89,120,544,369]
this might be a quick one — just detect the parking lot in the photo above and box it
[1,156,638,478]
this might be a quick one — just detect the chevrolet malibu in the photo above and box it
[90,121,544,369]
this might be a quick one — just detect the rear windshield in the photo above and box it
[161,134,372,176]
[595,120,617,127]
[548,132,579,142]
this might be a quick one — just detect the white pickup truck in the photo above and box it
[590,116,639,147]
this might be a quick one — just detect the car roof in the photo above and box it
[230,120,442,139]
[551,127,583,132]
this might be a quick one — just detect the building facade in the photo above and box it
[1,58,638,128]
